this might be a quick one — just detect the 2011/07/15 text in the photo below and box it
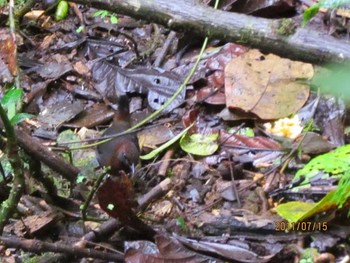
[275,221,328,232]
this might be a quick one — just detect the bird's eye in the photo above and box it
[122,153,131,165]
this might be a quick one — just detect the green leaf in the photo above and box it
[1,88,22,108]
[333,172,350,209]
[180,133,219,156]
[10,113,34,125]
[76,26,84,33]
[176,217,188,232]
[7,103,16,120]
[55,0,69,21]
[302,1,350,27]
[76,175,85,184]
[312,64,350,100]
[110,15,118,24]
[276,190,338,222]
[293,144,350,186]
[276,201,316,222]
[229,127,255,137]
[140,124,194,160]
[93,10,109,18]
[279,145,350,222]
[302,4,320,26]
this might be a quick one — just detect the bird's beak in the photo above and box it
[130,163,136,176]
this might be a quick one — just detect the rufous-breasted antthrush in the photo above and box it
[96,95,139,175]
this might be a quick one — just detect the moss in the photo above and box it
[277,18,296,36]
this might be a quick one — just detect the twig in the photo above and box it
[227,152,241,208]
[81,172,107,221]
[0,236,124,262]
[157,148,175,177]
[153,31,177,67]
[138,178,173,210]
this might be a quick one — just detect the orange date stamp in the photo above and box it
[275,221,328,232]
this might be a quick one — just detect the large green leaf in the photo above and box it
[180,133,219,156]
[293,144,350,186]
[10,113,34,125]
[278,144,350,222]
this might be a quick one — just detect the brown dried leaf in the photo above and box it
[196,87,226,105]
[0,29,17,82]
[225,50,313,119]
[97,174,156,238]
[220,131,281,149]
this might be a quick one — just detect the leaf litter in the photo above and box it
[1,1,350,262]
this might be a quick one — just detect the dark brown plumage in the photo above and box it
[97,96,139,175]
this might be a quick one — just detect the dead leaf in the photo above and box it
[97,174,156,238]
[138,125,174,149]
[225,49,313,119]
[93,61,184,112]
[0,29,17,81]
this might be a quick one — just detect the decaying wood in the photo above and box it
[70,0,350,64]
[0,236,124,262]
[16,128,79,182]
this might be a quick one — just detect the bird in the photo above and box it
[96,97,155,239]
[96,95,140,176]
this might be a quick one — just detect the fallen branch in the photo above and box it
[0,236,124,262]
[15,127,79,182]
[71,0,350,64]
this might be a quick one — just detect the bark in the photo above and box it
[15,127,79,182]
[0,236,124,262]
[70,0,350,64]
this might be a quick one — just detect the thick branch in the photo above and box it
[0,236,124,262]
[71,0,350,64]
[15,128,79,182]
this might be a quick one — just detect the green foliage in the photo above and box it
[76,25,84,33]
[312,64,350,101]
[22,252,56,263]
[277,144,350,221]
[303,4,320,26]
[233,127,255,137]
[76,174,85,184]
[1,88,33,125]
[333,171,350,209]
[303,0,350,26]
[294,144,350,209]
[93,10,119,24]
[300,248,319,263]
[0,0,27,7]
[2,88,22,108]
[293,144,350,186]
[176,217,188,232]
[15,0,25,6]
[180,133,219,156]
[55,0,69,21]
